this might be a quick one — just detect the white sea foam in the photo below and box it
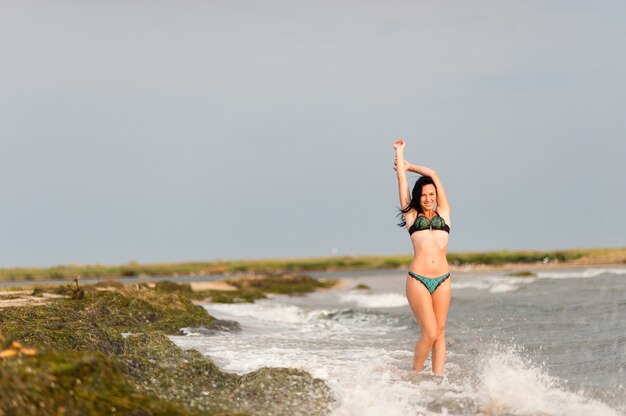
[205,302,323,324]
[175,311,623,416]
[203,300,407,340]
[170,279,624,416]
[453,276,535,293]
[338,292,407,308]
[537,268,626,279]
[477,347,620,416]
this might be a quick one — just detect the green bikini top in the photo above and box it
[408,212,450,235]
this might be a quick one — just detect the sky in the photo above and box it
[1,1,625,267]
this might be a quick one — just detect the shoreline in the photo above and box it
[2,266,623,413]
[3,259,622,308]
[0,247,623,283]
[0,276,336,415]
[1,259,623,293]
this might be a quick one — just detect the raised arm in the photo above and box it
[393,140,415,226]
[405,162,450,214]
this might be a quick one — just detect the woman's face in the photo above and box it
[420,184,437,211]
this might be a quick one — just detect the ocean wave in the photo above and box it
[203,301,406,332]
[452,268,626,293]
[178,299,623,416]
[477,346,620,416]
[204,302,324,324]
[338,292,407,308]
[319,308,410,330]
[453,277,535,293]
[537,268,626,279]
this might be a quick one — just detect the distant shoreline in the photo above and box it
[0,247,624,282]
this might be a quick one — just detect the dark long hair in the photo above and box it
[397,176,436,228]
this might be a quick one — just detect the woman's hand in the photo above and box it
[393,139,405,152]
[393,157,412,172]
[393,157,407,171]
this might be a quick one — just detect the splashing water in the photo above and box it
[171,267,626,415]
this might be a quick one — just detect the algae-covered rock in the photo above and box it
[231,367,333,416]
[0,351,201,416]
[119,332,333,416]
[178,274,338,304]
[0,302,127,354]
[227,274,337,296]
[197,288,267,304]
[0,289,226,353]
[180,319,241,336]
[119,331,239,414]
[505,270,536,277]
[0,286,334,416]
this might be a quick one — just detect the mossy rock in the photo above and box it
[230,367,333,416]
[0,351,202,416]
[119,332,332,415]
[180,274,338,304]
[0,288,167,355]
[148,280,195,294]
[196,288,267,304]
[118,331,239,413]
[227,274,337,296]
[354,284,370,290]
[0,289,228,354]
[0,304,127,354]
[0,286,334,416]
[505,271,535,277]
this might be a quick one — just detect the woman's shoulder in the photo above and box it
[404,209,418,226]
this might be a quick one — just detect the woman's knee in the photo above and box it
[421,327,438,344]
[435,328,446,343]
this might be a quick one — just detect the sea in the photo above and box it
[171,267,626,416]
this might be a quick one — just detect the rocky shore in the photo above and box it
[0,275,337,416]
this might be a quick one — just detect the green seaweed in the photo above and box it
[165,275,339,304]
[0,283,333,416]
[119,332,332,415]
[196,289,267,304]
[227,274,337,296]
[139,280,266,304]
[0,289,220,354]
[505,271,536,277]
[0,352,201,416]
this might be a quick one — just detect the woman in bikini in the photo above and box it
[393,139,451,376]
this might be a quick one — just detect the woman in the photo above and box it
[393,139,451,376]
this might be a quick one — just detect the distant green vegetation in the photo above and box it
[0,247,624,282]
[447,250,583,265]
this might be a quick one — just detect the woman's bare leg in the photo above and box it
[430,278,451,375]
[406,277,438,371]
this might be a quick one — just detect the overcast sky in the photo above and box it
[1,1,625,267]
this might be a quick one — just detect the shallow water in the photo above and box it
[171,267,626,416]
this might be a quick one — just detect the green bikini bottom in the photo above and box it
[408,271,450,294]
